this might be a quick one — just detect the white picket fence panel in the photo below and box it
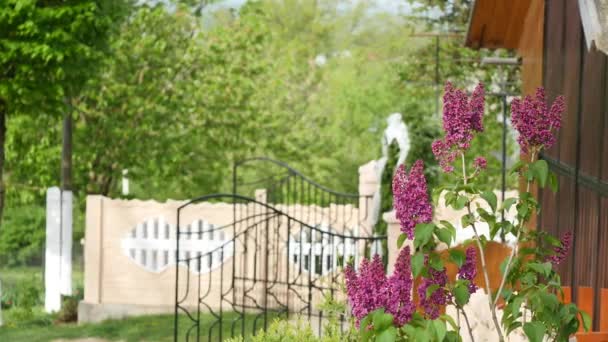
[288,224,372,277]
[121,217,233,274]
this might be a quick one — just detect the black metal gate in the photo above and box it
[174,158,386,341]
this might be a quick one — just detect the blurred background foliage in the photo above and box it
[0,0,519,265]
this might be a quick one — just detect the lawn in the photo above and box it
[0,312,275,342]
[0,265,281,341]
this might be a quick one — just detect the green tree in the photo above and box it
[0,0,128,226]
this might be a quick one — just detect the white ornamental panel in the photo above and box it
[121,217,233,274]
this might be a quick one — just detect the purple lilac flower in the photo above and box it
[344,249,415,327]
[433,82,485,172]
[386,246,415,326]
[511,88,565,154]
[344,255,388,325]
[547,231,573,266]
[418,260,449,319]
[392,160,433,239]
[473,156,487,170]
[457,247,478,294]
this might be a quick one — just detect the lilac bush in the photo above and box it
[392,161,433,239]
[345,246,414,327]
[344,82,590,342]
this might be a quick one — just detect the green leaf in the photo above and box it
[499,257,510,276]
[527,262,552,277]
[429,253,444,271]
[373,310,394,331]
[460,213,474,228]
[426,284,440,299]
[523,322,546,342]
[414,223,435,249]
[397,233,408,249]
[432,319,447,342]
[580,310,592,332]
[435,228,453,247]
[439,220,456,232]
[453,282,470,307]
[509,160,525,175]
[440,314,459,331]
[376,326,397,342]
[500,197,517,211]
[360,314,373,341]
[412,252,425,277]
[481,191,497,212]
[444,331,461,342]
[453,195,469,210]
[548,172,558,193]
[449,249,466,268]
[545,234,561,247]
[531,159,549,187]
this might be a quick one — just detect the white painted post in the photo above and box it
[60,190,73,296]
[122,169,129,196]
[45,187,62,312]
[45,187,73,313]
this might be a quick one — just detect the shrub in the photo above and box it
[56,286,83,323]
[344,84,587,342]
[0,205,46,266]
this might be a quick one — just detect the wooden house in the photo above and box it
[466,0,608,336]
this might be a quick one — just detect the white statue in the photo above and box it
[370,113,411,226]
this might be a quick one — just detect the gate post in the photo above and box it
[358,160,381,236]
[383,210,413,274]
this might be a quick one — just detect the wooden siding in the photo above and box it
[465,0,534,49]
[541,0,608,330]
[518,0,545,96]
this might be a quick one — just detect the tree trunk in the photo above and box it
[61,110,72,191]
[0,99,6,228]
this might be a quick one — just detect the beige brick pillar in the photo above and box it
[358,160,381,236]
[84,195,103,304]
[383,210,413,274]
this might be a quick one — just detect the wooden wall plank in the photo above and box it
[575,188,599,286]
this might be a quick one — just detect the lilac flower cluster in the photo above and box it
[511,87,565,154]
[457,247,478,294]
[547,231,572,266]
[417,260,450,319]
[432,82,485,172]
[386,246,415,326]
[344,247,414,327]
[473,156,487,170]
[392,160,433,239]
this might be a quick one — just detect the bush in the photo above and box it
[56,286,83,323]
[0,205,46,266]
[226,320,325,342]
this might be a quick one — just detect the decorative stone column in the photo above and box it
[383,210,413,274]
[358,160,381,236]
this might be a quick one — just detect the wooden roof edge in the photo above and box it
[464,0,482,49]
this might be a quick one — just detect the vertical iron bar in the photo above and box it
[501,93,508,242]
[286,218,291,320]
[264,210,270,331]
[197,254,201,341]
[174,208,181,342]
[435,35,440,116]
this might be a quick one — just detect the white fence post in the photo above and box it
[45,187,73,313]
[60,190,73,296]
[45,187,62,312]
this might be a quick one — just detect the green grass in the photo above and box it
[0,266,279,341]
[0,265,83,289]
[0,311,279,341]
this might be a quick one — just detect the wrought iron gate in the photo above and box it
[174,158,386,341]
